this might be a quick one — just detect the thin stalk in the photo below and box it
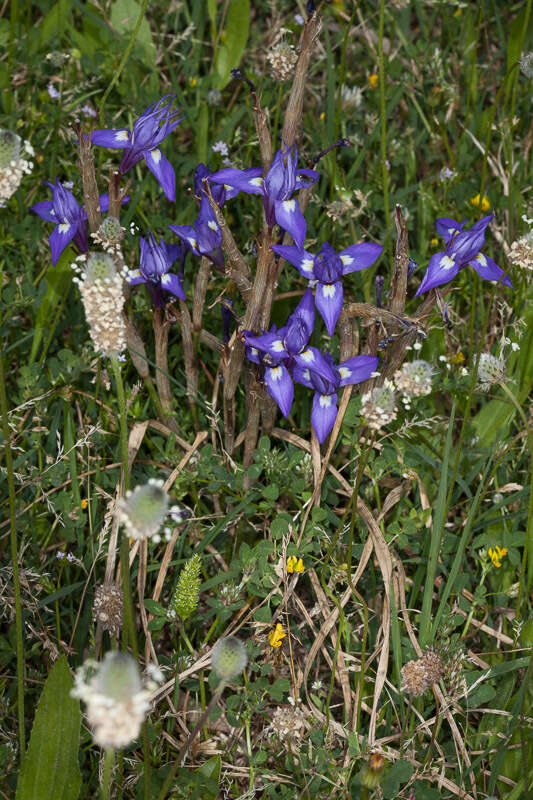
[0,349,25,758]
[378,0,390,231]
[101,748,114,800]
[110,356,129,492]
[498,381,533,611]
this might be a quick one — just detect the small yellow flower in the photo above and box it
[430,237,439,248]
[287,556,304,574]
[189,76,197,88]
[453,7,462,16]
[268,623,286,648]
[368,73,379,90]
[471,193,490,212]
[488,546,508,568]
[452,351,465,364]
[319,111,325,121]
[81,499,88,509]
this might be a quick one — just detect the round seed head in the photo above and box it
[361,379,398,430]
[93,652,142,702]
[520,51,533,78]
[211,636,247,680]
[98,216,124,245]
[119,479,169,541]
[394,359,434,397]
[477,352,505,390]
[0,129,21,169]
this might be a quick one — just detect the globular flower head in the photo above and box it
[96,216,124,248]
[74,251,127,356]
[119,478,169,541]
[0,129,20,169]
[211,636,248,680]
[71,652,156,749]
[394,360,434,398]
[361,379,397,431]
[477,352,505,391]
[93,582,123,639]
[401,649,443,696]
[0,130,33,207]
[267,41,298,82]
[520,51,533,78]
[509,230,533,271]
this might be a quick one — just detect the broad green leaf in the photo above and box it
[30,0,72,54]
[31,248,73,363]
[213,0,250,89]
[381,760,414,799]
[110,0,156,67]
[17,656,81,800]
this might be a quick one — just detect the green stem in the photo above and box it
[101,748,114,800]
[98,0,150,121]
[498,381,533,612]
[0,349,25,759]
[378,0,390,231]
[110,356,129,492]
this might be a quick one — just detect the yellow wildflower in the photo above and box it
[189,76,197,88]
[287,556,304,574]
[319,111,325,121]
[452,351,465,364]
[488,546,508,568]
[81,499,88,509]
[430,237,439,248]
[471,193,490,212]
[268,623,286,648]
[368,73,379,90]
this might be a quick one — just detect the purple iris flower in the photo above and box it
[244,288,335,418]
[416,215,512,295]
[209,143,319,249]
[194,163,241,207]
[294,353,378,443]
[91,95,182,202]
[272,240,383,336]
[168,196,224,269]
[127,233,186,308]
[30,180,124,265]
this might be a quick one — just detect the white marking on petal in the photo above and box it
[300,349,315,363]
[282,199,296,213]
[161,274,171,285]
[340,255,353,266]
[269,367,283,381]
[115,131,130,142]
[475,253,487,266]
[150,148,162,163]
[58,223,71,234]
[127,269,141,282]
[249,177,263,186]
[302,369,310,381]
[319,394,333,408]
[224,184,232,191]
[440,255,455,270]
[339,367,351,379]
[208,220,218,231]
[187,238,198,249]
[251,347,258,357]
[271,340,285,352]
[301,258,314,273]
[322,284,336,298]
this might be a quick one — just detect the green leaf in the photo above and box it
[17,656,81,800]
[30,0,72,54]
[381,760,414,799]
[31,249,73,363]
[144,598,168,617]
[110,0,156,66]
[212,0,250,89]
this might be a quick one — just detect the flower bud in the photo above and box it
[94,652,142,701]
[477,352,505,391]
[360,753,387,789]
[119,478,169,541]
[98,216,125,246]
[394,360,434,398]
[361,379,398,430]
[93,581,123,638]
[211,636,247,680]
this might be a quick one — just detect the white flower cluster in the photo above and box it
[71,652,159,750]
[267,41,298,82]
[72,251,128,357]
[119,478,188,542]
[509,229,533,272]
[393,359,434,409]
[477,352,506,391]
[361,379,398,431]
[0,130,34,208]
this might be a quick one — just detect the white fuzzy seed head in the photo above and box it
[119,479,169,541]
[394,360,434,398]
[267,42,298,82]
[211,636,247,680]
[361,379,398,430]
[78,251,126,356]
[0,129,33,206]
[509,231,533,271]
[477,352,505,390]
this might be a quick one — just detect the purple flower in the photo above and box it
[91,95,183,202]
[272,239,383,336]
[194,162,241,207]
[127,233,186,308]
[168,196,224,269]
[31,180,124,265]
[209,143,319,249]
[294,352,379,443]
[416,215,512,295]
[244,288,335,417]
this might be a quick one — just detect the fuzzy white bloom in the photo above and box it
[361,379,398,430]
[394,360,434,398]
[73,251,127,357]
[477,352,505,391]
[0,130,33,207]
[509,230,533,271]
[119,478,169,541]
[267,41,298,82]
[71,652,159,750]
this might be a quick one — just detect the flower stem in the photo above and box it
[101,748,114,800]
[498,381,533,613]
[378,0,390,231]
[0,349,25,759]
[110,356,129,492]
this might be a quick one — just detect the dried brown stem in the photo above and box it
[389,205,409,316]
[178,299,198,409]
[192,257,211,332]
[108,170,121,219]
[124,316,150,379]
[153,308,176,422]
[252,90,273,172]
[281,12,321,148]
[78,130,102,233]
